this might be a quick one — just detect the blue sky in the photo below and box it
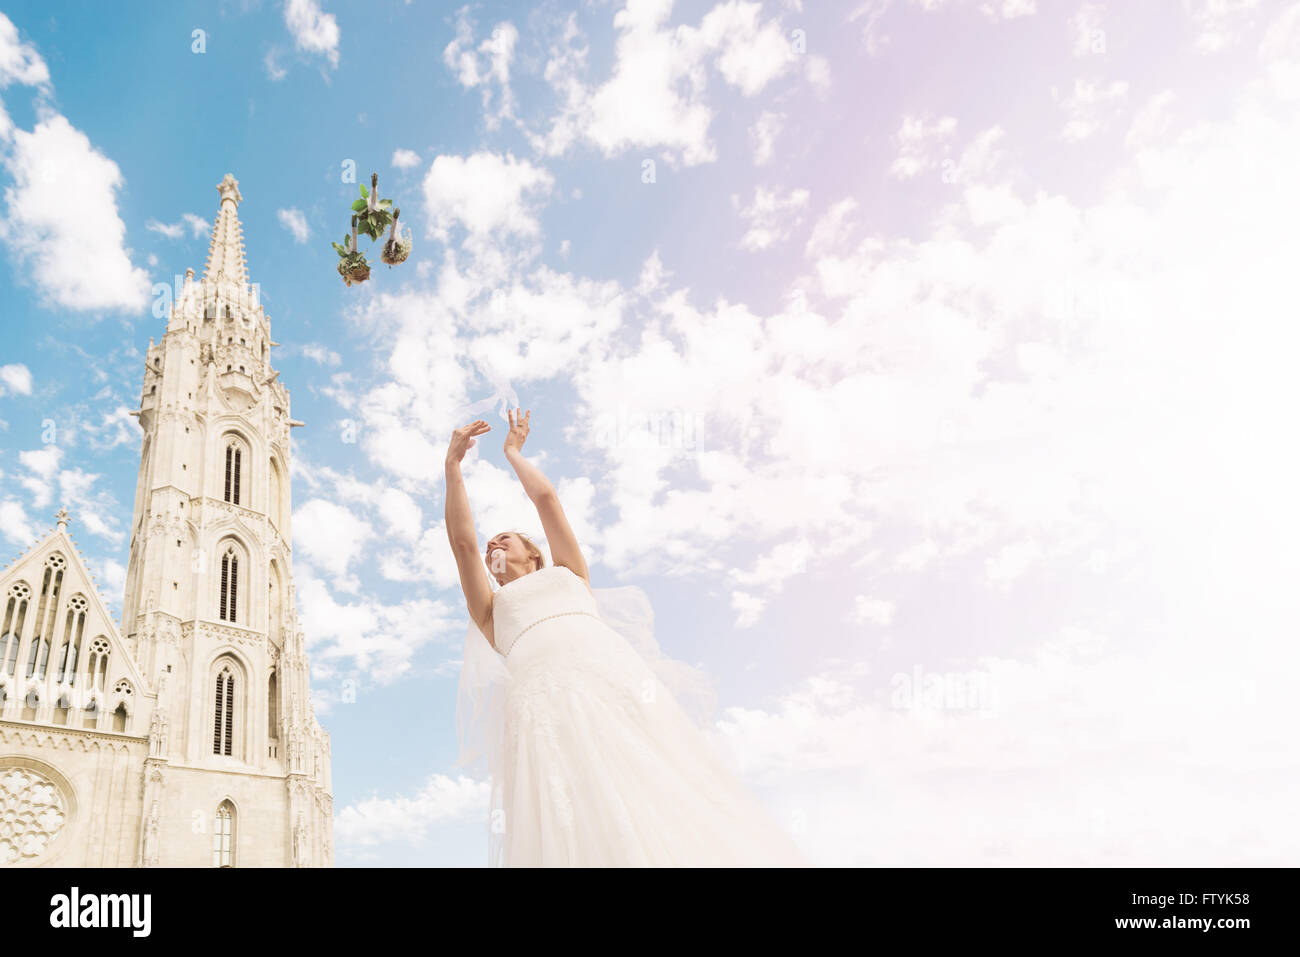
[2,0,1299,867]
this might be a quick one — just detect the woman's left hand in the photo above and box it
[505,408,531,455]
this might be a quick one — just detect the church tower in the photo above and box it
[0,174,332,867]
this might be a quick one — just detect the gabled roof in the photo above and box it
[0,509,147,692]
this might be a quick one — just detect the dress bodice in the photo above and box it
[491,565,599,657]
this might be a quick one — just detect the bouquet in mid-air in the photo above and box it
[331,172,412,287]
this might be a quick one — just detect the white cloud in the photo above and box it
[19,445,60,481]
[0,363,32,395]
[146,213,210,240]
[0,499,33,546]
[696,0,800,96]
[391,148,421,170]
[1057,77,1128,141]
[1070,2,1106,57]
[530,1,800,166]
[712,605,1298,865]
[850,595,895,626]
[735,186,810,251]
[1184,0,1260,53]
[850,0,893,55]
[293,498,375,581]
[81,405,136,451]
[749,110,784,165]
[804,197,859,259]
[0,13,50,89]
[979,0,1036,19]
[294,568,461,683]
[284,0,340,67]
[264,48,288,81]
[277,207,311,244]
[1258,4,1300,99]
[443,11,518,130]
[0,114,151,311]
[145,219,182,239]
[730,590,766,629]
[301,343,341,366]
[99,558,126,606]
[334,774,488,846]
[889,113,957,179]
[421,151,553,246]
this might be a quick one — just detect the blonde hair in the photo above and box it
[513,531,546,571]
[487,531,546,575]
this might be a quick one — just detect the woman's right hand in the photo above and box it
[447,420,491,465]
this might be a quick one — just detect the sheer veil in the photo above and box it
[453,571,719,864]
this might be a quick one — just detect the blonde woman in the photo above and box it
[446,409,807,866]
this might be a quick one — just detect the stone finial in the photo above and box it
[217,173,242,206]
[205,174,250,286]
[55,506,69,531]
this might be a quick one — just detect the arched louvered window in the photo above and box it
[224,443,242,505]
[86,637,110,693]
[268,670,278,741]
[213,665,234,756]
[27,557,64,679]
[213,801,235,866]
[56,594,87,685]
[219,548,239,622]
[1,582,31,677]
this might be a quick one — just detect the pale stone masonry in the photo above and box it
[0,174,333,867]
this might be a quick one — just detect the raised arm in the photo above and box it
[504,409,591,585]
[445,421,495,640]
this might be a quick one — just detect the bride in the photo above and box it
[445,409,809,867]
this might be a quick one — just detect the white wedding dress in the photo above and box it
[455,564,808,867]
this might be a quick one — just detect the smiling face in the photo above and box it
[485,531,543,586]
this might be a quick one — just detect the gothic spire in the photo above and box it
[203,173,248,285]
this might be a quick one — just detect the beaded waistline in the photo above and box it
[504,610,601,657]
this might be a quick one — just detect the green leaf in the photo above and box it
[351,199,366,212]
[360,183,369,198]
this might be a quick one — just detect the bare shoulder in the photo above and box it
[554,562,593,594]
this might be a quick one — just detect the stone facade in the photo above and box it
[0,174,333,867]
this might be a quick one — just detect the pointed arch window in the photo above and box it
[268,669,278,741]
[219,548,239,622]
[224,443,242,505]
[56,594,87,685]
[1,582,31,677]
[213,800,235,866]
[27,557,64,679]
[86,637,110,693]
[213,666,235,756]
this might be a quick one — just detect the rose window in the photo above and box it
[0,767,68,864]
